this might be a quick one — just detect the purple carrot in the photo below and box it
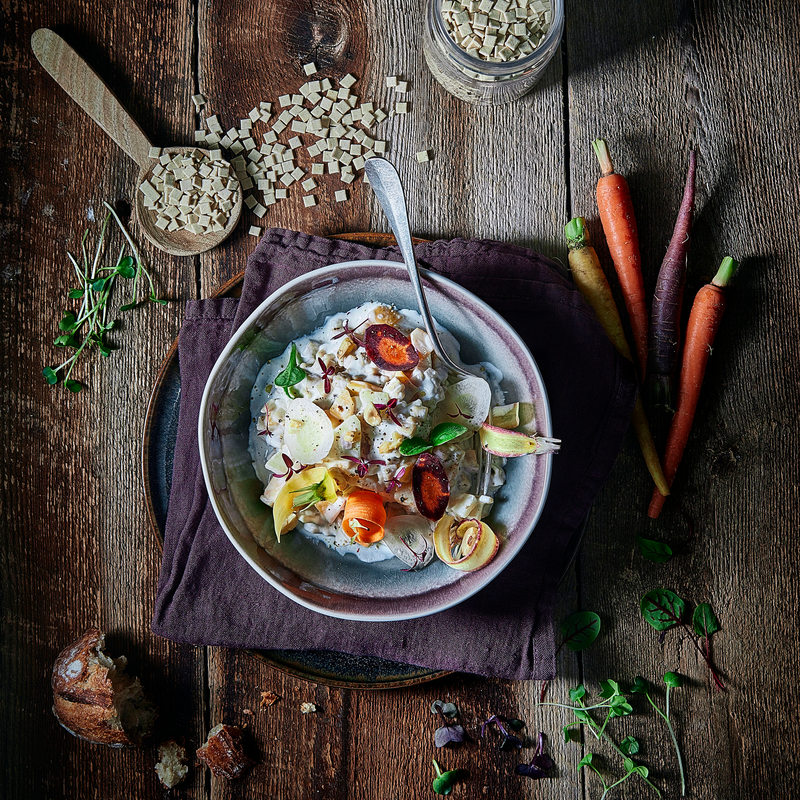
[648,151,697,411]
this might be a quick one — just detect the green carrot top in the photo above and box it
[564,217,590,250]
[712,256,739,288]
[592,138,615,176]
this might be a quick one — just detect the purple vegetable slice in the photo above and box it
[363,324,420,371]
[412,452,450,520]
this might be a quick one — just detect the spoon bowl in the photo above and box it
[134,147,242,257]
[364,157,495,494]
[32,28,241,257]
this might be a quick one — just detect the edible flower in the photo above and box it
[342,454,386,478]
[317,358,339,395]
[331,317,368,347]
[373,396,402,426]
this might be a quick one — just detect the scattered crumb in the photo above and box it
[300,702,317,714]
[243,708,254,716]
[155,740,189,789]
[260,691,280,708]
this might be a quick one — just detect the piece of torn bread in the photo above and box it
[156,739,189,788]
[196,724,254,779]
[51,628,158,747]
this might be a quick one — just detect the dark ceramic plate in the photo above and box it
[141,233,588,688]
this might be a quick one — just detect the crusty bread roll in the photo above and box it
[51,628,158,747]
[196,724,254,779]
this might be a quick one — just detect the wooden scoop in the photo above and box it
[31,28,242,257]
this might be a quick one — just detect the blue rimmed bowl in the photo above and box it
[198,259,553,621]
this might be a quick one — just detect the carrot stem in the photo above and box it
[592,138,615,177]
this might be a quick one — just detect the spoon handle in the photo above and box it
[31,29,154,169]
[364,158,458,371]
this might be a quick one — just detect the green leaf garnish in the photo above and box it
[620,735,640,755]
[664,671,682,688]
[577,753,594,769]
[45,204,162,392]
[398,423,469,456]
[431,759,462,796]
[569,684,586,702]
[640,589,685,631]
[692,603,720,637]
[429,422,468,446]
[398,437,432,456]
[275,343,306,390]
[290,479,327,510]
[637,534,673,563]
[561,611,601,651]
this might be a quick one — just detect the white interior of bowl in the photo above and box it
[198,260,553,621]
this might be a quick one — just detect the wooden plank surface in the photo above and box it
[2,0,799,797]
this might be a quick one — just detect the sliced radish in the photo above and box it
[479,423,561,457]
[284,398,335,464]
[442,377,491,430]
[433,514,499,572]
[383,515,435,569]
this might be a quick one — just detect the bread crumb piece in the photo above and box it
[155,740,188,789]
[260,691,280,708]
[300,702,317,714]
[197,724,254,780]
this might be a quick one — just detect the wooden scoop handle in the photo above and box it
[31,28,153,169]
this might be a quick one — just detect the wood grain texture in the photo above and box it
[3,0,800,797]
[567,0,800,796]
[1,2,203,798]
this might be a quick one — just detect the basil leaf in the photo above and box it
[637,534,673,563]
[641,589,685,631]
[274,343,306,388]
[399,437,432,456]
[692,603,720,637]
[561,611,601,651]
[429,422,468,446]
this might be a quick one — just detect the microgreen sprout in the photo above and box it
[640,589,725,690]
[342,455,385,478]
[273,453,305,480]
[384,466,406,493]
[275,343,306,397]
[515,732,554,779]
[542,682,661,798]
[431,700,465,747]
[43,208,164,392]
[632,674,686,796]
[398,423,468,456]
[431,759,463,796]
[290,478,328,510]
[373,397,402,426]
[481,714,524,751]
[331,317,368,346]
[317,358,339,394]
[541,611,601,702]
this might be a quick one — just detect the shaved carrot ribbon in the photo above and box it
[342,490,387,545]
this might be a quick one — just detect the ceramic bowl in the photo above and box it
[198,259,553,621]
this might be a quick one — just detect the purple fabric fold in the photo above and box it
[152,229,637,680]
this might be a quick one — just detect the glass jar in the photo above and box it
[422,0,564,105]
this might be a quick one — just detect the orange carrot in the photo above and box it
[342,489,387,544]
[593,138,648,380]
[648,257,739,518]
[565,218,669,497]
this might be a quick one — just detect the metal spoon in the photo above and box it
[364,157,493,495]
[31,29,242,257]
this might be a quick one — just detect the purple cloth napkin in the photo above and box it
[152,228,636,680]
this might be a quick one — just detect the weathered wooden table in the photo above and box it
[3,0,798,797]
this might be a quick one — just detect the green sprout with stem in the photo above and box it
[632,674,686,796]
[542,681,661,798]
[43,203,165,392]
